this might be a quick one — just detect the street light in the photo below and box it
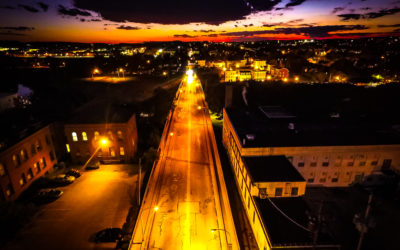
[82,138,108,169]
[211,228,232,250]
[139,206,159,242]
[118,68,125,78]
[92,68,100,79]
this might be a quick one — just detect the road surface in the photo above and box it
[130,71,237,250]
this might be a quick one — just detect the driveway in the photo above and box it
[5,164,138,250]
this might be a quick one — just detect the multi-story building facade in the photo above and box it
[64,111,138,164]
[223,107,400,188]
[0,124,58,201]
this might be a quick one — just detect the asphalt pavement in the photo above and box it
[4,164,137,250]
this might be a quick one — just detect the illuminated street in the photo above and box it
[5,164,137,250]
[130,71,237,250]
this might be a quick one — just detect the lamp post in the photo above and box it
[211,228,232,250]
[118,68,124,78]
[82,138,107,169]
[139,206,159,243]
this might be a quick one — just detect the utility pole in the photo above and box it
[355,193,373,250]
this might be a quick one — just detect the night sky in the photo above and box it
[0,0,400,43]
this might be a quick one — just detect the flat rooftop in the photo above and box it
[67,101,134,124]
[225,107,400,148]
[242,156,304,183]
[254,197,337,247]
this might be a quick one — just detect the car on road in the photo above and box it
[65,169,81,178]
[33,189,63,203]
[94,228,123,243]
[85,162,100,170]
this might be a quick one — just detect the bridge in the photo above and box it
[129,70,239,250]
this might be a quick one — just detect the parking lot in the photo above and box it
[5,164,138,250]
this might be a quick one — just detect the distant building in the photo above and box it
[0,92,17,112]
[252,70,267,82]
[238,70,252,82]
[223,106,400,187]
[64,103,138,164]
[0,124,59,201]
[224,70,237,82]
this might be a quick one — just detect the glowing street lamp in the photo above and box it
[82,138,108,169]
[138,206,159,242]
[92,68,100,79]
[295,76,299,82]
[117,68,125,78]
[267,75,272,80]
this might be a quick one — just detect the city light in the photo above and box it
[101,138,108,145]
[154,206,159,211]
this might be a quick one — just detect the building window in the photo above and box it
[319,178,326,183]
[72,132,78,141]
[41,157,47,167]
[66,144,70,153]
[6,184,14,197]
[371,161,378,166]
[31,144,36,156]
[94,131,100,140]
[19,173,26,186]
[45,134,51,145]
[107,131,114,141]
[297,162,305,167]
[27,168,33,180]
[117,131,123,140]
[322,162,329,167]
[359,161,366,166]
[49,150,55,161]
[82,132,88,141]
[248,197,251,209]
[36,140,42,151]
[310,162,317,167]
[259,188,267,198]
[34,162,41,174]
[12,154,20,167]
[120,147,125,156]
[332,177,338,183]
[347,161,354,167]
[307,178,314,183]
[0,163,6,176]
[20,149,28,162]
[291,187,298,196]
[275,188,283,197]
[109,148,115,157]
[253,212,256,224]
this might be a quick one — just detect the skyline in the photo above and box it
[1,0,400,43]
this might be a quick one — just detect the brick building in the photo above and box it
[0,124,59,201]
[64,103,138,164]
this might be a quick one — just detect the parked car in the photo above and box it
[33,189,63,203]
[52,174,75,185]
[94,228,123,243]
[65,169,81,178]
[85,162,100,170]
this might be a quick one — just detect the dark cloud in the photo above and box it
[332,7,346,14]
[73,0,282,25]
[194,29,215,33]
[58,5,92,17]
[360,7,371,11]
[18,4,39,13]
[285,0,307,8]
[0,32,26,36]
[37,2,48,12]
[80,18,86,22]
[0,26,35,31]
[338,7,400,20]
[377,23,400,27]
[173,34,198,38]
[0,5,15,9]
[206,34,218,37]
[338,13,362,20]
[90,19,102,22]
[221,25,368,38]
[116,25,140,30]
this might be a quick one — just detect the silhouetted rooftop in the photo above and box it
[243,156,305,183]
[225,107,400,148]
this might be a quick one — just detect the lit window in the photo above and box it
[0,163,6,176]
[107,131,113,140]
[117,131,123,140]
[6,184,13,197]
[120,147,125,156]
[12,154,20,167]
[34,162,41,174]
[20,149,28,162]
[94,131,100,140]
[275,188,283,197]
[72,132,78,141]
[82,132,88,141]
[110,148,115,157]
[27,168,33,180]
[19,173,26,186]
[66,144,70,153]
